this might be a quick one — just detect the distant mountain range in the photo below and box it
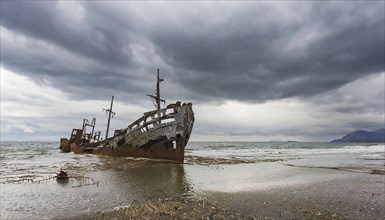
[331,128,385,143]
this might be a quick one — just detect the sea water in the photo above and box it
[1,141,384,219]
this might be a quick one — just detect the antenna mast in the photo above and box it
[147,68,165,111]
[103,96,115,140]
[156,68,162,111]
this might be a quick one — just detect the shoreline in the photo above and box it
[2,142,384,220]
[69,164,385,220]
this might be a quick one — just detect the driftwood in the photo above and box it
[1,170,98,187]
[57,170,69,180]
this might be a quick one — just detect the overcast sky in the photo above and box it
[1,1,384,142]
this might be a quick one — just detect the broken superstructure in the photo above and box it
[59,69,194,163]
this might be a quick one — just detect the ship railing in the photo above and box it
[122,102,182,134]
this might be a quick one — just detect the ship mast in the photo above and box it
[103,96,115,140]
[147,68,165,111]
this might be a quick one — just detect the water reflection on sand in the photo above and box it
[99,160,191,199]
[1,159,191,219]
[1,142,384,219]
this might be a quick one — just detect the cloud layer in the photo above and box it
[1,1,384,141]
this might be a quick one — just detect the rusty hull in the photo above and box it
[60,102,194,163]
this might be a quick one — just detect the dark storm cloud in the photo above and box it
[1,1,384,103]
[0,32,149,101]
[0,1,144,101]
[149,1,384,102]
[0,1,132,67]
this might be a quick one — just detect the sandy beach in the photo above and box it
[205,172,384,219]
[1,142,384,220]
[69,161,385,220]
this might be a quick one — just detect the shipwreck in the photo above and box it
[59,69,194,163]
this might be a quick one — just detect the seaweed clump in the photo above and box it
[92,197,241,220]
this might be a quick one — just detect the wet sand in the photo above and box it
[2,142,384,219]
[71,162,385,220]
[205,172,385,219]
